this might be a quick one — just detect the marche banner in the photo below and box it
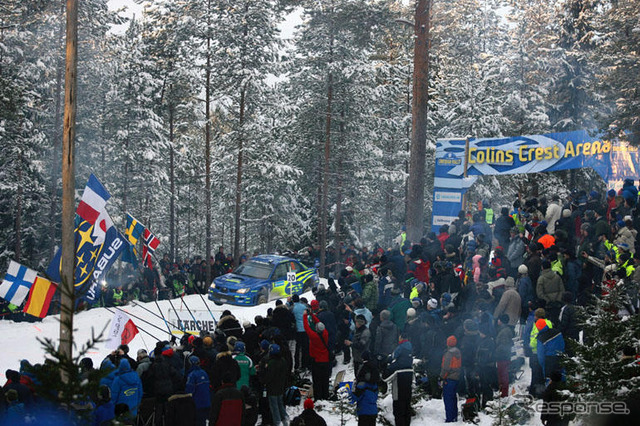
[47,175,126,304]
[167,310,217,336]
[431,130,640,228]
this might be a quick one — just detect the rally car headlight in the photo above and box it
[209,283,216,289]
[236,288,249,294]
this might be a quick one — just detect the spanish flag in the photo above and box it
[24,277,57,318]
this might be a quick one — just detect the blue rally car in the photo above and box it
[208,254,320,306]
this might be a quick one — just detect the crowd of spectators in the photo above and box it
[2,184,640,425]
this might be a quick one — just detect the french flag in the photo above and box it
[77,174,111,226]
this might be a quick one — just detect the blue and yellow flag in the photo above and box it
[122,213,145,267]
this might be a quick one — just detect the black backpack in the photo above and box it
[284,386,302,406]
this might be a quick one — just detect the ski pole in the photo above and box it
[110,306,170,337]
[167,297,187,333]
[180,294,201,331]
[130,300,178,332]
[192,279,218,326]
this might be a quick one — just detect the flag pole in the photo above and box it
[130,299,178,332]
[59,0,78,381]
[192,279,218,326]
[180,294,202,332]
[167,297,187,333]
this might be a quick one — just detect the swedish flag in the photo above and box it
[122,213,145,267]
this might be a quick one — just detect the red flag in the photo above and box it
[142,228,161,268]
[121,319,139,345]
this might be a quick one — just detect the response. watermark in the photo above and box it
[535,401,630,416]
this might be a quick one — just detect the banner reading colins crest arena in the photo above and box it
[431,130,640,228]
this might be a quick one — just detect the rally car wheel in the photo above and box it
[257,292,268,305]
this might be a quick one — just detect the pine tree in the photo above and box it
[564,280,640,419]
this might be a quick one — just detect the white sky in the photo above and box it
[107,0,304,37]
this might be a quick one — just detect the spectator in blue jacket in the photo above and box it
[386,333,413,426]
[290,294,310,371]
[92,385,115,426]
[185,356,211,426]
[351,351,379,426]
[109,359,143,417]
[536,319,565,379]
[99,359,117,390]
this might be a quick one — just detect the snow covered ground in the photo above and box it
[0,289,541,425]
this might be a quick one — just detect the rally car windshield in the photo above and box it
[234,261,273,279]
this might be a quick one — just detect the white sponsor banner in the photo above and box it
[433,215,458,227]
[105,310,131,350]
[167,309,217,336]
[434,191,462,203]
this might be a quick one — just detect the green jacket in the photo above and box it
[388,296,412,330]
[362,281,378,312]
[234,353,256,389]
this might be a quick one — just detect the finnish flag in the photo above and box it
[0,261,37,306]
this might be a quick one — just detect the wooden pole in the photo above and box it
[60,0,78,376]
[406,0,431,244]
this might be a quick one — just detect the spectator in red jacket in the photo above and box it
[304,312,331,400]
[209,371,244,426]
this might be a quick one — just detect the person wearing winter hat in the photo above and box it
[211,340,241,391]
[310,299,320,312]
[233,341,256,390]
[441,335,462,422]
[507,227,526,277]
[209,371,245,426]
[346,314,372,376]
[136,349,152,378]
[185,355,211,426]
[110,359,143,417]
[527,310,552,397]
[262,343,290,426]
[536,259,564,324]
[494,276,521,326]
[536,318,565,381]
[460,319,480,396]
[260,339,271,352]
[304,310,331,400]
[495,314,515,397]
[291,398,327,426]
[93,385,116,425]
[427,298,438,310]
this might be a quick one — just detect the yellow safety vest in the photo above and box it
[530,319,553,353]
[486,208,494,225]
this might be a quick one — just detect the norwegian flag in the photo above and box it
[142,228,160,268]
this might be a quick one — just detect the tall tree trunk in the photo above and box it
[60,0,78,378]
[14,152,23,261]
[333,107,344,275]
[205,0,212,285]
[406,0,430,244]
[233,86,246,267]
[169,100,176,261]
[319,21,334,278]
[319,72,333,278]
[187,180,191,260]
[48,3,65,258]
[234,2,250,267]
